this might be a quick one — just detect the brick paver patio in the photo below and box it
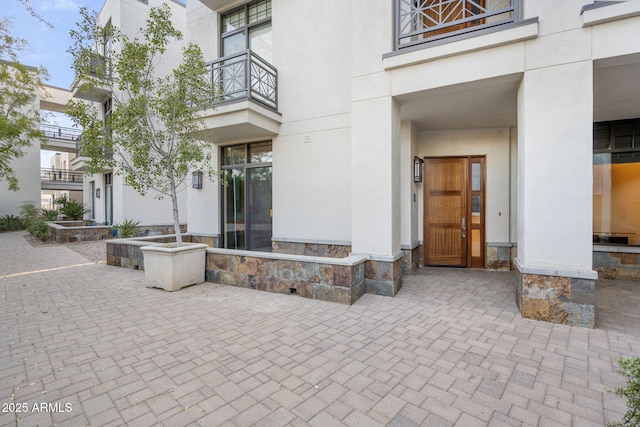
[1,230,639,426]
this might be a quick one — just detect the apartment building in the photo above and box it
[177,0,640,327]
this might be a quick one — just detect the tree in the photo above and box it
[67,4,216,246]
[0,17,47,191]
[16,0,53,29]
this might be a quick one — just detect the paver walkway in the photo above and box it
[1,231,639,426]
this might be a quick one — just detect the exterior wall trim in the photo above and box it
[582,1,640,26]
[594,245,640,254]
[514,258,598,280]
[400,241,421,250]
[208,247,367,266]
[350,251,405,263]
[383,17,539,70]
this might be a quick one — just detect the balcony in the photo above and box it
[41,167,83,191]
[70,137,113,172]
[198,49,281,143]
[395,0,519,51]
[41,124,82,153]
[71,54,112,102]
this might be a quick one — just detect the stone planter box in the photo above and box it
[141,243,208,292]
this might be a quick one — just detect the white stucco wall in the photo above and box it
[270,0,353,243]
[187,146,220,235]
[0,142,40,217]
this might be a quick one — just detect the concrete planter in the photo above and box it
[141,243,208,291]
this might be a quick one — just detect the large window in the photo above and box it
[593,119,640,245]
[221,0,272,62]
[221,141,272,251]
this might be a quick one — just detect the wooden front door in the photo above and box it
[423,156,485,268]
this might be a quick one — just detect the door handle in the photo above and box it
[461,217,466,238]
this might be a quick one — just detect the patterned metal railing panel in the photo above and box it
[41,168,84,183]
[40,124,83,141]
[75,137,113,160]
[396,0,517,49]
[206,49,278,111]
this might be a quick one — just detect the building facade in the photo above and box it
[180,0,640,327]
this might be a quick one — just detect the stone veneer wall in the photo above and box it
[593,247,640,281]
[365,257,404,297]
[107,234,220,270]
[486,243,516,271]
[272,239,352,258]
[515,262,595,328]
[49,223,112,243]
[272,239,405,297]
[401,244,421,274]
[130,224,187,238]
[206,249,367,304]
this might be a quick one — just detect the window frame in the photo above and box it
[219,0,272,58]
[593,118,640,246]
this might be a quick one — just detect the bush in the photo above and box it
[41,208,59,221]
[59,201,89,220]
[113,219,140,238]
[19,201,40,229]
[28,219,50,242]
[608,357,640,427]
[0,214,23,232]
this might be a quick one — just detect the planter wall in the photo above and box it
[206,248,367,305]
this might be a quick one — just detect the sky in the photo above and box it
[7,0,106,88]
[4,0,106,166]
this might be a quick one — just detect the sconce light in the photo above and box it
[192,171,203,189]
[96,188,101,199]
[413,156,424,183]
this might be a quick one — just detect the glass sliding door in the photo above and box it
[223,168,246,249]
[104,172,113,225]
[222,141,272,251]
[247,166,272,250]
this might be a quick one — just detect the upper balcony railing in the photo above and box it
[41,167,83,183]
[40,124,82,141]
[396,0,519,50]
[206,49,278,112]
[75,135,113,160]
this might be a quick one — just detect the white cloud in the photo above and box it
[39,0,80,11]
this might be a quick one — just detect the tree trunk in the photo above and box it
[169,169,182,246]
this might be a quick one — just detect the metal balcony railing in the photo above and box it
[395,0,518,50]
[41,168,83,183]
[75,137,113,160]
[206,50,278,111]
[40,124,83,141]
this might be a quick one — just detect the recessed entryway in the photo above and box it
[423,156,485,268]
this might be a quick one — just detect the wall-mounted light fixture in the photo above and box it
[413,156,424,183]
[192,171,203,189]
[96,188,101,199]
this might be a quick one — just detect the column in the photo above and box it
[516,60,596,327]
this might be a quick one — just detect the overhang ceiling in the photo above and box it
[593,53,640,122]
[397,74,521,131]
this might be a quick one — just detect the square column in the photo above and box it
[516,61,597,327]
[351,96,403,296]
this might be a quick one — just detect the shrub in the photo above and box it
[53,194,69,208]
[608,357,640,427]
[19,201,39,229]
[41,208,59,221]
[59,201,89,220]
[28,219,50,242]
[0,214,23,232]
[113,219,140,238]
